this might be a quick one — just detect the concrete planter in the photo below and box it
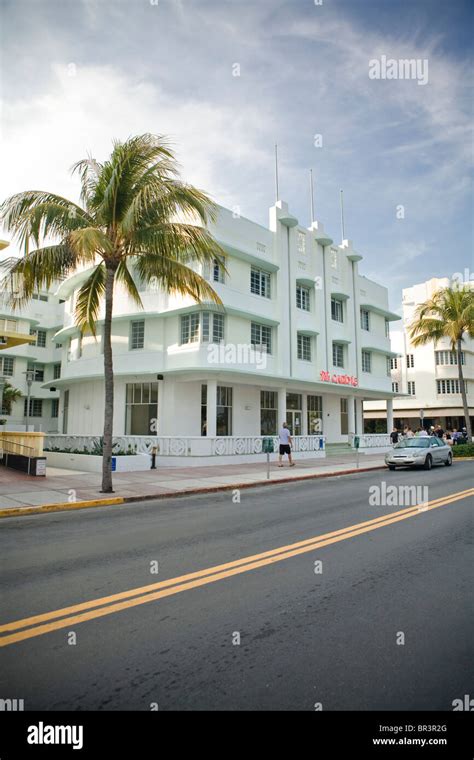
[44,451,150,472]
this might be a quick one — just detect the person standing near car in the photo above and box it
[278,422,295,468]
[390,427,399,445]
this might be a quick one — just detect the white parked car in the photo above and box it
[385,436,453,471]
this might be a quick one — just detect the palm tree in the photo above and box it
[409,286,474,441]
[0,134,225,492]
[1,380,22,415]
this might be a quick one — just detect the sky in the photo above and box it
[1,0,473,314]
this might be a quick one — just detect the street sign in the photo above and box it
[419,410,425,419]
[262,438,274,453]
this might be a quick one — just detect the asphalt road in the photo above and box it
[0,463,472,711]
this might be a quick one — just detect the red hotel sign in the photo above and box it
[320,371,359,387]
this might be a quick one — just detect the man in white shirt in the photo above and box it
[278,422,295,467]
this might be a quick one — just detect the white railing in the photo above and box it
[44,434,326,457]
[349,433,391,448]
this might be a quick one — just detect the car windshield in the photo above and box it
[396,438,431,448]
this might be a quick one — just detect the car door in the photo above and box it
[430,437,442,464]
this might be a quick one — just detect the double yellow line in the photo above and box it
[1,487,472,648]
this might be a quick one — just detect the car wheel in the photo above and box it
[423,454,433,470]
[388,465,396,471]
[445,453,452,466]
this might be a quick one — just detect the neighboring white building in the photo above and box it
[0,256,64,432]
[364,277,474,433]
[35,200,400,444]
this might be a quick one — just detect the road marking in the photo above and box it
[0,488,472,647]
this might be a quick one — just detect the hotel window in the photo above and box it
[251,322,272,354]
[362,351,372,373]
[331,298,344,323]
[332,343,344,368]
[181,313,201,344]
[407,381,416,396]
[386,357,391,376]
[28,362,44,382]
[2,319,18,332]
[182,312,225,345]
[217,386,233,436]
[436,379,462,395]
[385,320,390,338]
[296,285,310,312]
[297,334,312,362]
[406,354,414,368]
[390,357,398,370]
[51,399,59,418]
[53,363,61,380]
[211,313,225,343]
[307,395,323,435]
[360,309,370,331]
[330,249,338,270]
[250,267,271,299]
[392,382,399,393]
[130,320,145,350]
[0,356,14,376]
[32,293,49,302]
[435,350,465,366]
[24,398,43,417]
[125,382,159,435]
[213,258,225,284]
[297,231,306,254]
[260,391,277,435]
[30,328,47,348]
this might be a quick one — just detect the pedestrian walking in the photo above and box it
[278,422,295,467]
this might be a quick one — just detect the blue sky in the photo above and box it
[1,0,473,313]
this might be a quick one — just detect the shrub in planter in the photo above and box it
[452,443,474,458]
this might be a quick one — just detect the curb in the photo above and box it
[0,464,387,519]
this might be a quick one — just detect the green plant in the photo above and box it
[1,133,224,493]
[452,443,474,457]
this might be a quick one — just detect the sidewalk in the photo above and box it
[0,453,387,516]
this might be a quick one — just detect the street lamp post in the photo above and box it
[24,369,35,432]
[0,375,5,417]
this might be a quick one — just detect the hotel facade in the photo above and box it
[364,278,474,433]
[1,201,400,446]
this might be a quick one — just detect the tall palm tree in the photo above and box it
[1,380,22,415]
[0,134,225,492]
[409,286,474,441]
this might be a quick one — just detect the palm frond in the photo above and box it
[74,263,106,335]
[135,253,223,308]
[0,244,78,309]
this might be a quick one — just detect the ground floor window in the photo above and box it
[340,398,348,435]
[307,395,323,434]
[216,386,233,436]
[260,390,277,435]
[24,399,43,417]
[51,399,59,418]
[286,393,302,435]
[62,390,69,433]
[201,385,207,436]
[125,382,158,435]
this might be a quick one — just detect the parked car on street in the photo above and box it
[385,436,453,471]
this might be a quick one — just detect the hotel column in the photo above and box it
[157,378,164,434]
[207,379,217,437]
[278,388,287,429]
[386,398,394,434]
[355,398,364,435]
[347,395,355,435]
[302,393,308,435]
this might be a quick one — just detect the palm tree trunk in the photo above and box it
[101,264,116,492]
[457,339,472,441]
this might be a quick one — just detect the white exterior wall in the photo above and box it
[5,202,399,443]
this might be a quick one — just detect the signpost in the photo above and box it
[419,409,425,432]
[354,435,360,469]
